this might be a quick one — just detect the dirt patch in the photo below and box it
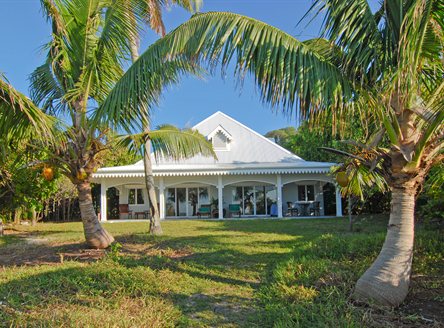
[0,233,105,267]
[119,241,193,260]
[400,275,444,326]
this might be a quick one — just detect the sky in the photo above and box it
[0,0,324,134]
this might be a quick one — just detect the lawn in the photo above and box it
[0,217,442,327]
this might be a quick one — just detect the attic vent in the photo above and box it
[208,125,232,151]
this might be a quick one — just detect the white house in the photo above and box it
[92,111,343,220]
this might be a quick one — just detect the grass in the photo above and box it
[0,216,442,327]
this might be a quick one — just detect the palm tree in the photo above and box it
[118,124,215,226]
[125,0,202,235]
[30,0,205,248]
[109,2,443,306]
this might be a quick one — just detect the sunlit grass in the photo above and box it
[1,217,442,327]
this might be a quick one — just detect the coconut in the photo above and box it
[42,167,54,181]
[336,171,349,187]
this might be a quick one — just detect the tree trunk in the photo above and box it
[127,21,163,235]
[353,186,416,306]
[76,181,114,248]
[67,198,71,221]
[31,208,37,226]
[14,208,21,224]
[144,137,163,235]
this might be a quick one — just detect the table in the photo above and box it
[294,201,313,216]
[135,211,150,220]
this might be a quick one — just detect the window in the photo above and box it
[231,185,277,216]
[208,125,232,150]
[166,187,209,217]
[298,185,315,201]
[212,131,229,150]
[128,188,144,205]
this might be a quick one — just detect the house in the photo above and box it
[92,111,343,220]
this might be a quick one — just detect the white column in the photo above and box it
[277,175,283,218]
[159,177,165,220]
[218,176,224,219]
[335,186,343,217]
[100,181,107,221]
[319,181,324,216]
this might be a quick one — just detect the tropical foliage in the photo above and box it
[0,74,54,142]
[29,0,205,248]
[114,1,443,306]
[0,143,59,224]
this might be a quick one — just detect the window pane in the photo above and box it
[256,186,266,215]
[265,186,277,215]
[166,188,176,216]
[188,188,198,216]
[244,187,254,215]
[128,189,135,205]
[137,189,145,204]
[176,188,186,216]
[233,187,243,203]
[199,187,209,205]
[307,185,315,201]
[213,131,227,148]
[298,185,306,201]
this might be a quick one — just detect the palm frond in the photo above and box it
[305,0,382,81]
[117,124,216,162]
[0,74,56,142]
[332,161,388,200]
[95,37,204,132]
[158,12,353,121]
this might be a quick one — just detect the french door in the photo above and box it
[166,187,209,217]
[232,185,276,216]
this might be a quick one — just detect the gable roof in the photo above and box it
[93,111,334,178]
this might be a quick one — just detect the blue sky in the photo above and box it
[0,0,323,134]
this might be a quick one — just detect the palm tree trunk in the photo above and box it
[77,181,114,248]
[31,207,37,226]
[144,137,163,235]
[353,186,415,306]
[127,23,163,235]
[14,207,21,224]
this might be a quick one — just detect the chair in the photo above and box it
[286,202,299,217]
[197,204,212,218]
[309,201,321,216]
[119,204,133,220]
[228,204,241,218]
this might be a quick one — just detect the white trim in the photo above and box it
[93,167,332,179]
[218,176,223,219]
[207,124,233,141]
[159,177,165,220]
[335,186,343,217]
[277,175,283,218]
[100,182,107,221]
[283,177,334,185]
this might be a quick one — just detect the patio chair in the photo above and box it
[197,204,212,218]
[228,204,241,218]
[119,204,133,220]
[286,202,299,217]
[309,201,321,216]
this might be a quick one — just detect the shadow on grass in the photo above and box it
[112,232,301,288]
[0,239,103,267]
[0,262,259,327]
[0,215,397,327]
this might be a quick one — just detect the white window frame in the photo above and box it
[297,184,315,202]
[128,188,145,205]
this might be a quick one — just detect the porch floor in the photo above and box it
[104,216,338,223]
